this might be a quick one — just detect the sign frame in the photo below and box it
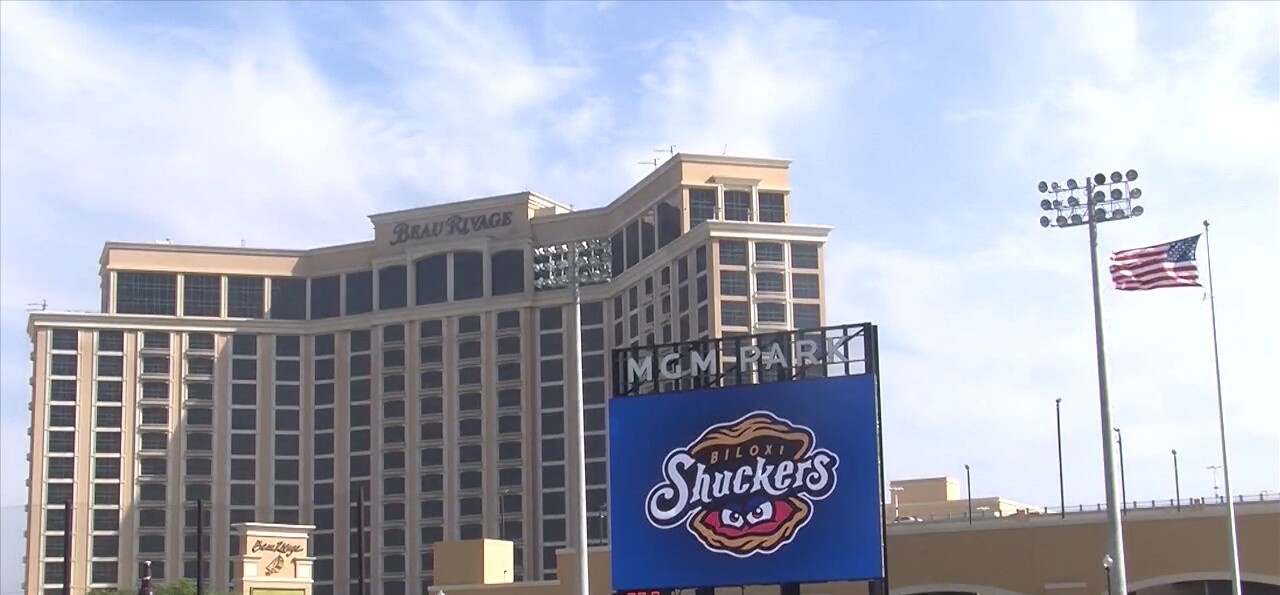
[608,322,887,592]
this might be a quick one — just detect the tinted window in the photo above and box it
[183,274,221,317]
[270,278,306,320]
[491,250,525,296]
[116,272,177,315]
[379,265,408,310]
[310,276,340,319]
[453,251,484,300]
[346,271,374,315]
[415,255,448,305]
[227,276,265,318]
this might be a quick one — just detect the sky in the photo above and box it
[1,0,1278,589]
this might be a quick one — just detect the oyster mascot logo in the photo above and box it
[644,411,839,557]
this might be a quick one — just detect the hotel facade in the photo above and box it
[22,154,831,594]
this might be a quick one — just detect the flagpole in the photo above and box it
[1202,219,1242,595]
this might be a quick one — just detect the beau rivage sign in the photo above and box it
[388,210,515,247]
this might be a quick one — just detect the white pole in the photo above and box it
[1086,177,1129,595]
[567,243,592,595]
[1202,220,1242,595]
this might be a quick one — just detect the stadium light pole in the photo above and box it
[533,238,612,595]
[1037,169,1143,595]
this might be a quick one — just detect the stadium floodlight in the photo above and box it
[1034,167,1146,595]
[530,237,612,595]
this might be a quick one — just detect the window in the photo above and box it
[721,302,750,327]
[187,356,214,376]
[758,192,785,222]
[415,255,448,305]
[270,278,306,320]
[187,332,215,351]
[459,315,481,333]
[97,355,124,378]
[51,329,79,350]
[719,240,747,266]
[625,221,640,268]
[724,190,751,221]
[720,271,748,296]
[755,242,785,262]
[49,405,76,427]
[140,432,168,450]
[141,381,168,400]
[50,379,77,402]
[141,407,168,425]
[95,457,120,479]
[688,188,716,227]
[657,201,682,248]
[341,270,373,315]
[95,432,121,453]
[757,302,787,323]
[49,431,75,453]
[142,356,169,375]
[311,275,341,319]
[143,332,170,350]
[227,276,265,318]
[793,274,820,298]
[792,243,820,269]
[794,304,822,329]
[492,250,525,295]
[51,354,77,376]
[186,382,213,401]
[97,331,124,352]
[96,381,121,403]
[379,265,408,310]
[115,272,177,315]
[453,251,484,300]
[756,272,786,293]
[183,274,221,317]
[610,232,625,277]
[232,334,257,355]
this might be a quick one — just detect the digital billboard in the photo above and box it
[608,373,884,590]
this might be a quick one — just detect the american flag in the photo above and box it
[1110,234,1202,291]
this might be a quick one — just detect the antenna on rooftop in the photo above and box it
[653,145,676,157]
[26,300,47,312]
[240,239,246,247]
[637,158,658,169]
[722,144,728,156]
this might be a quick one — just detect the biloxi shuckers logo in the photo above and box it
[644,411,839,557]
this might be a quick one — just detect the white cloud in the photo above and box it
[825,1,1280,506]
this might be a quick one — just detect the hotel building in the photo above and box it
[21,154,831,594]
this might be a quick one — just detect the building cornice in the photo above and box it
[368,191,568,226]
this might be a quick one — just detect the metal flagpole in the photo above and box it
[1202,220,1242,595]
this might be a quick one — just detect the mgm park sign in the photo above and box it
[613,323,878,396]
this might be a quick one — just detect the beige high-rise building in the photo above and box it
[22,154,830,594]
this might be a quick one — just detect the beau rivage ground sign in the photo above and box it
[389,210,514,246]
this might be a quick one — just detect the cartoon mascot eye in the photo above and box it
[719,509,745,528]
[746,501,774,524]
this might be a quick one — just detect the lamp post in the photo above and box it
[964,464,972,525]
[1208,465,1222,500]
[1172,450,1181,510]
[1037,169,1143,595]
[1102,554,1114,595]
[1056,398,1065,518]
[533,238,612,595]
[1115,427,1127,511]
[890,486,904,521]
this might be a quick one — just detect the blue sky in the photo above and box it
[1,1,1277,589]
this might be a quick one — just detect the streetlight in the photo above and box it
[533,238,612,595]
[1056,398,1065,518]
[1208,465,1222,500]
[1172,450,1181,511]
[964,464,972,525]
[1114,427,1127,511]
[499,488,512,541]
[1037,169,1142,595]
[1102,554,1114,595]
